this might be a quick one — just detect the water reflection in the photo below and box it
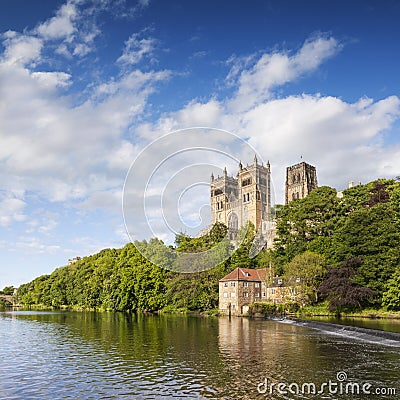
[1,311,399,399]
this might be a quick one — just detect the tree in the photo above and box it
[382,268,400,311]
[367,181,390,207]
[331,202,400,296]
[283,251,326,305]
[318,258,375,314]
[229,222,258,269]
[2,286,14,295]
[273,186,341,267]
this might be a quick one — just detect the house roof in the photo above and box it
[219,267,268,282]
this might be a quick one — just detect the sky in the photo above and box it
[1,0,400,289]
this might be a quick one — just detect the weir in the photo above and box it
[280,318,400,347]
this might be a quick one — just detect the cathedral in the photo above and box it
[210,157,317,240]
[210,155,271,238]
[285,161,318,204]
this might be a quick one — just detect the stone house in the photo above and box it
[219,268,268,316]
[265,276,299,305]
[219,267,298,316]
[68,256,82,265]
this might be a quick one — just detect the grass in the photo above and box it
[296,302,400,319]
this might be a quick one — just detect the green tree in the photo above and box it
[273,186,341,267]
[283,251,326,305]
[229,222,257,269]
[331,202,400,296]
[1,286,14,295]
[382,268,400,310]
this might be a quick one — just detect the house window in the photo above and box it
[243,282,248,287]
[224,282,228,287]
[255,293,259,297]
[232,304,235,309]
[223,292,228,298]
[231,292,236,298]
[255,283,260,288]
[243,292,249,298]
[230,282,235,287]
[244,272,250,276]
[247,193,250,202]
[270,288,275,295]
[262,292,266,297]
[277,279,283,285]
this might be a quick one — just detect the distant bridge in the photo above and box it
[0,295,14,305]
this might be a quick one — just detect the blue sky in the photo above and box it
[1,0,400,289]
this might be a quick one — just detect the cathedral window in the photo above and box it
[242,178,251,187]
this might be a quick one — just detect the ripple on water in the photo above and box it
[1,312,400,399]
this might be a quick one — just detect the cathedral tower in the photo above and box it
[285,161,318,204]
[210,156,271,238]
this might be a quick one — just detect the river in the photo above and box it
[0,311,399,399]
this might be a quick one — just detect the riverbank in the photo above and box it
[9,301,400,321]
[297,303,400,320]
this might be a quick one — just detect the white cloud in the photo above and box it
[1,9,399,249]
[0,2,170,221]
[117,33,157,66]
[38,219,58,235]
[0,194,27,227]
[35,1,77,40]
[31,71,72,88]
[227,36,341,112]
[0,41,170,202]
[242,94,400,200]
[131,35,400,207]
[15,236,62,254]
[77,189,123,211]
[1,32,43,66]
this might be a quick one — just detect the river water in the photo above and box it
[0,311,399,399]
